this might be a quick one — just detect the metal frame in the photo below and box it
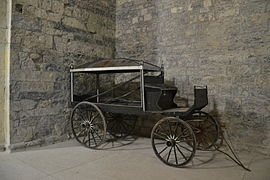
[70,71,74,102]
[70,64,148,112]
[96,74,100,103]
[70,66,143,73]
[140,68,145,111]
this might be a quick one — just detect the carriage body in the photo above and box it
[69,58,220,167]
[70,58,207,117]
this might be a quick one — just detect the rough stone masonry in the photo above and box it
[116,0,270,154]
[9,0,116,148]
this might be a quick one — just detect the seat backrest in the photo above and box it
[193,86,208,110]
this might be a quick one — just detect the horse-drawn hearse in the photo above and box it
[70,58,220,167]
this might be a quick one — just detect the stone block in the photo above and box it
[62,17,86,31]
[40,72,57,82]
[64,5,73,16]
[45,11,63,22]
[52,0,64,15]
[53,36,68,52]
[21,99,38,110]
[203,0,212,8]
[141,8,148,15]
[40,0,52,10]
[20,82,54,92]
[132,17,138,24]
[219,8,239,18]
[144,14,152,21]
[12,15,42,32]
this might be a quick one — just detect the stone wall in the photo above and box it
[9,0,116,148]
[116,0,270,153]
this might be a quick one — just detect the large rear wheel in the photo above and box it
[71,101,106,149]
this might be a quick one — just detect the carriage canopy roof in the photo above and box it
[70,58,162,73]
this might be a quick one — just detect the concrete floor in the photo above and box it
[0,137,269,180]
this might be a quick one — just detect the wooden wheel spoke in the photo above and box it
[158,124,169,136]
[173,146,178,165]
[203,122,214,129]
[205,133,215,142]
[199,137,207,147]
[109,121,117,132]
[72,125,81,130]
[154,132,167,140]
[154,142,166,145]
[176,128,190,140]
[158,146,168,155]
[78,109,88,122]
[91,131,97,146]
[174,123,179,135]
[121,121,133,133]
[76,128,86,137]
[121,119,132,127]
[179,138,194,142]
[176,143,193,153]
[167,147,173,162]
[176,144,187,161]
[74,110,86,122]
[90,113,99,123]
[92,122,104,126]
[87,111,92,121]
[203,127,216,133]
[82,131,87,143]
[88,131,91,147]
[120,121,128,132]
[176,134,189,141]
[202,133,211,143]
[92,128,103,141]
[157,131,169,139]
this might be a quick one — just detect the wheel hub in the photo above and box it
[81,121,92,129]
[166,139,176,147]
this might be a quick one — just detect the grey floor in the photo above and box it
[0,137,269,180]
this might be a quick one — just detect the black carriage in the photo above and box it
[70,58,220,167]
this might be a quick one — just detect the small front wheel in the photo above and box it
[70,101,107,149]
[151,117,196,167]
